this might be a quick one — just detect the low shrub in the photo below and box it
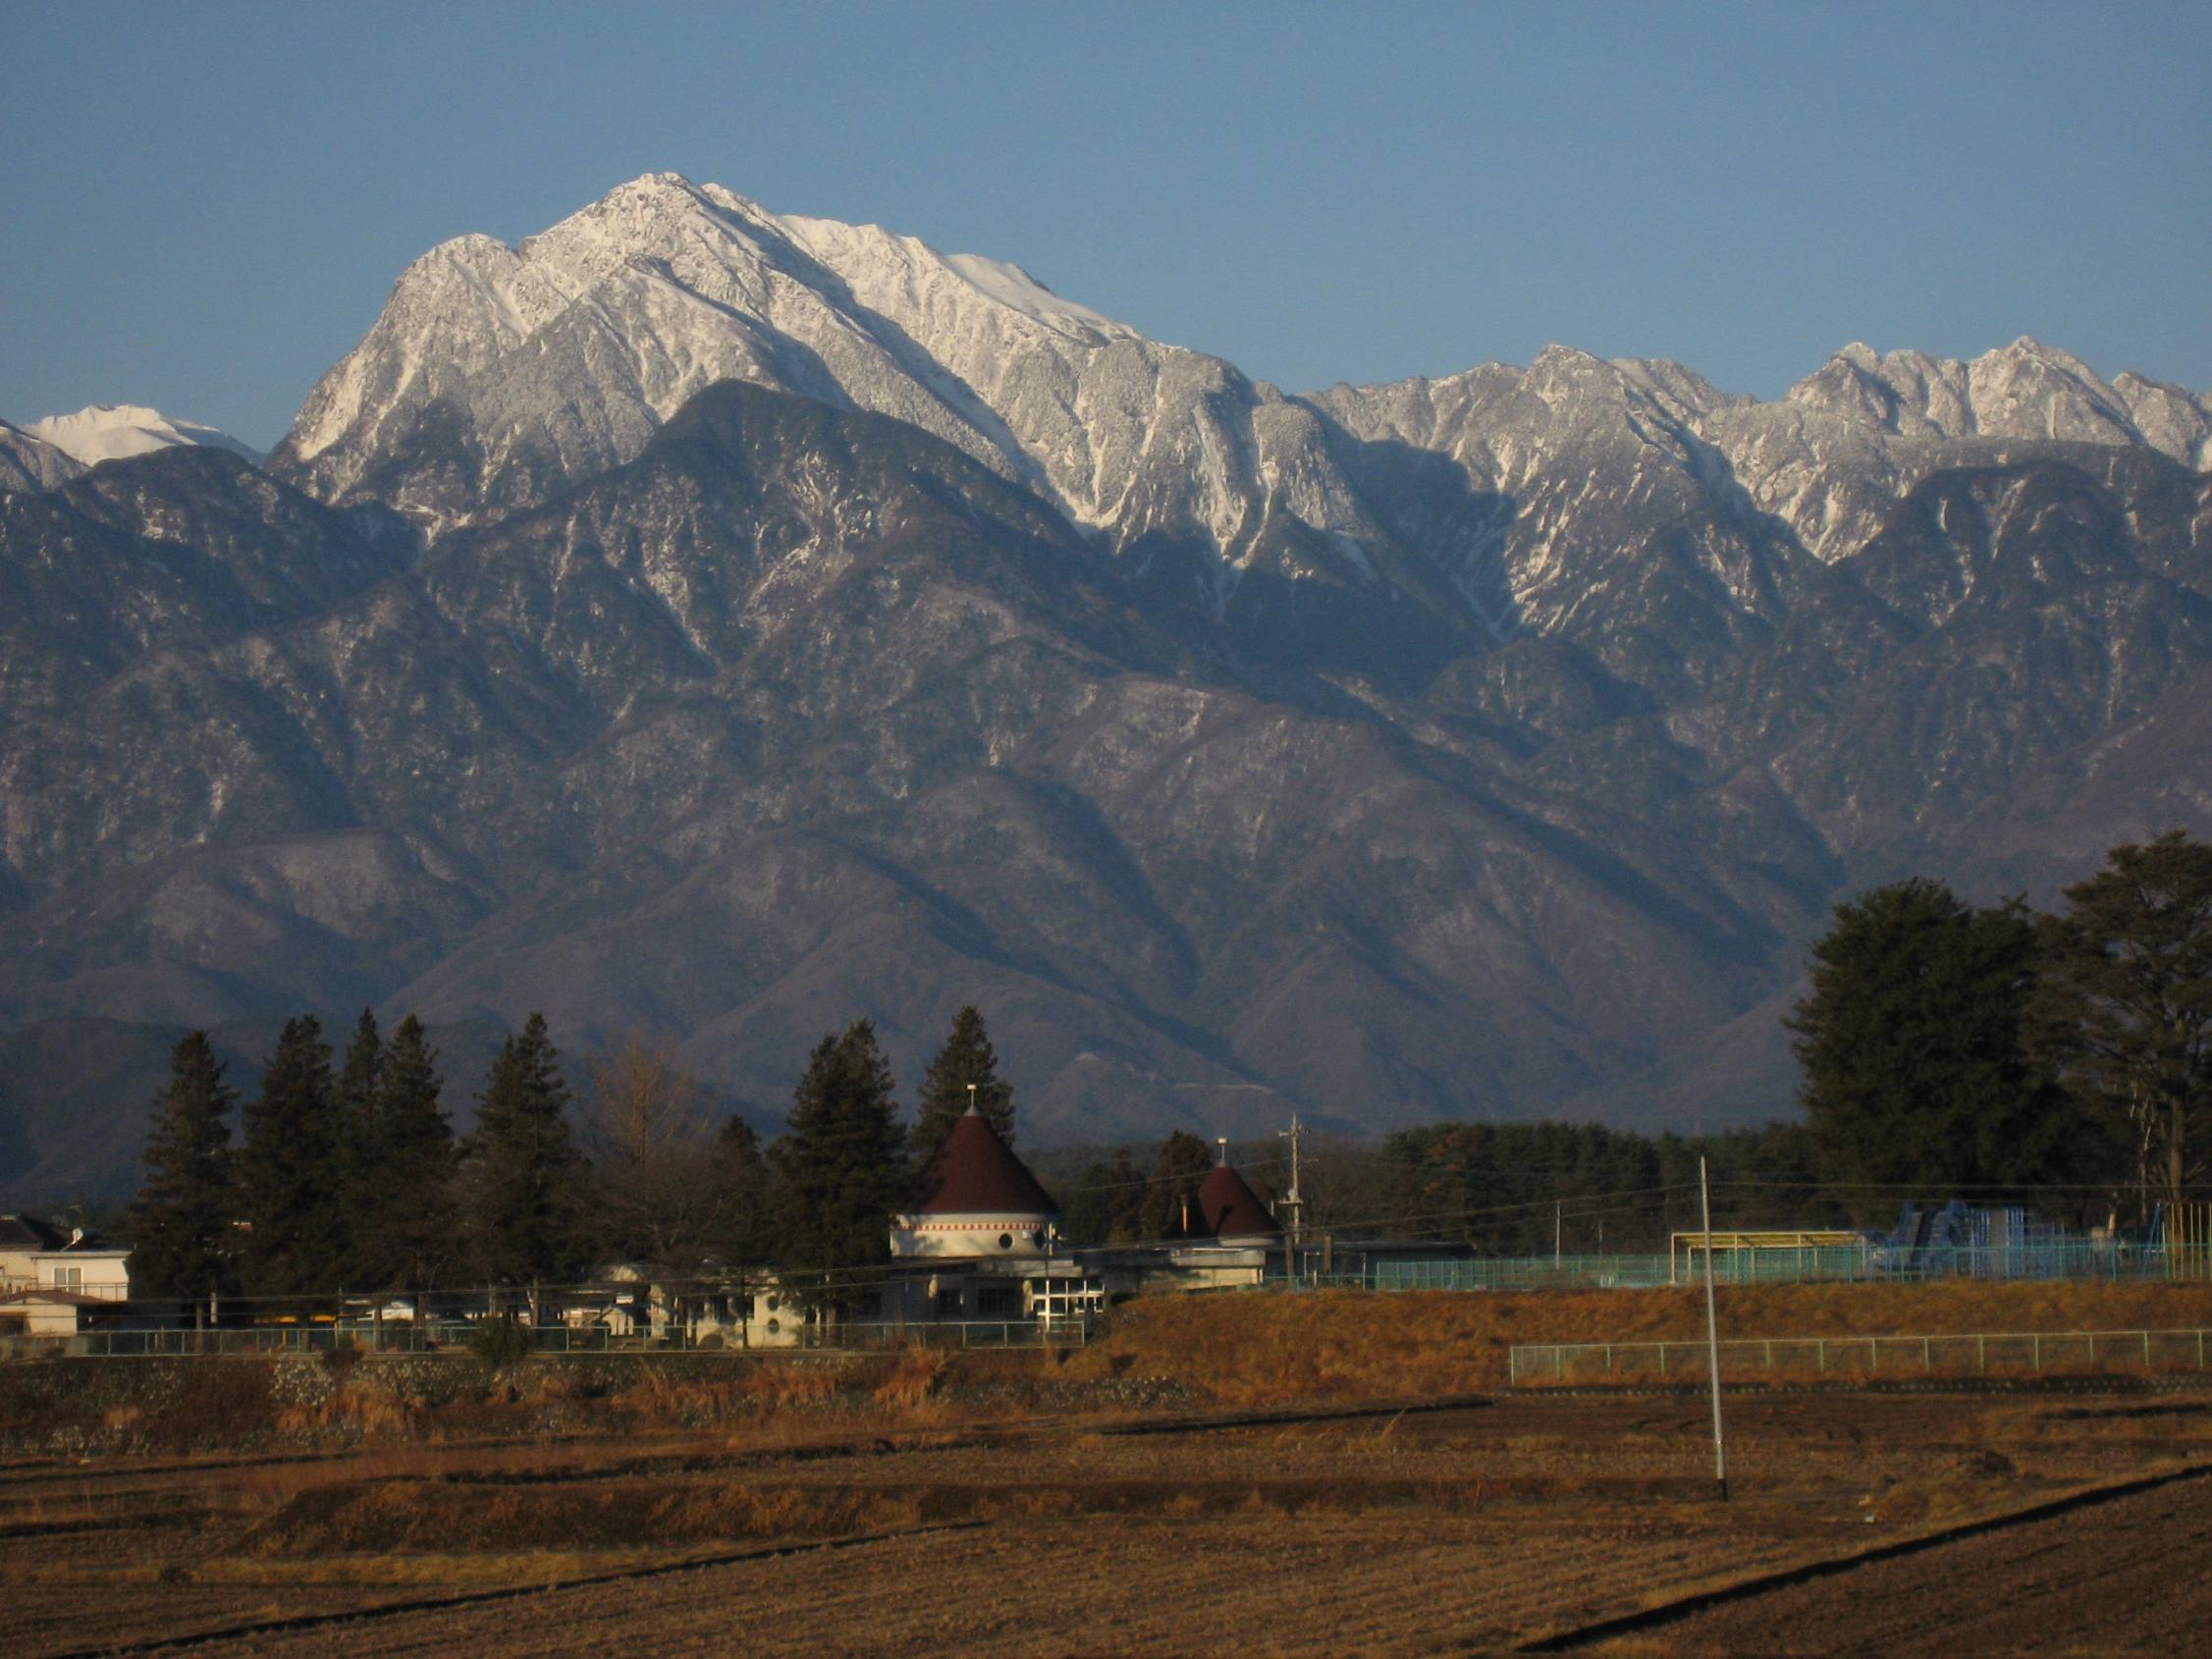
[464,1317,536,1367]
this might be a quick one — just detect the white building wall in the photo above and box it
[890,1212,1052,1259]
[33,1251,132,1300]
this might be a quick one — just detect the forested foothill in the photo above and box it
[115,833,2211,1305]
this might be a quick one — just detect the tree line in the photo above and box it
[126,832,2209,1302]
[1789,831,2211,1223]
[1059,832,2212,1248]
[127,1004,1021,1308]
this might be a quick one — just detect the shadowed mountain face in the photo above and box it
[4,174,2210,1204]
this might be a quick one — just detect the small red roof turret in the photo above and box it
[1191,1162,1281,1243]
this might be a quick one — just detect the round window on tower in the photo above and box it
[998,1233,1013,1251]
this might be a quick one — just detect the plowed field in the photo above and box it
[7,1386,2210,1656]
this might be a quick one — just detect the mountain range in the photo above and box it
[4,171,2208,1204]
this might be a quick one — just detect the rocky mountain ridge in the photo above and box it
[2,172,2207,1204]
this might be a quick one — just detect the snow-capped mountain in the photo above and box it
[274,173,2209,691]
[271,173,1423,651]
[0,420,84,493]
[3,170,2210,1202]
[25,403,264,468]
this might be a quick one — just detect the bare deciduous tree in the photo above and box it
[585,1036,768,1276]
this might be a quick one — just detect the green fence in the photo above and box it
[1320,1242,2203,1293]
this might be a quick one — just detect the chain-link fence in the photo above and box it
[0,1314,1092,1361]
[1507,1326,2212,1385]
[1296,1240,2212,1293]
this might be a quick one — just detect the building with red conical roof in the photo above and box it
[1190,1161,1282,1247]
[891,1101,1059,1260]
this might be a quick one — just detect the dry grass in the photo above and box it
[1061,1281,2212,1407]
[872,1348,948,1408]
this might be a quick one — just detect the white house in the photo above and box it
[0,1214,133,1301]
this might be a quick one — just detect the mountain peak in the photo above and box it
[23,403,263,468]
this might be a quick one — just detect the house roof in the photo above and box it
[914,1105,1058,1218]
[0,1213,74,1252]
[0,1288,113,1309]
[1192,1163,1281,1243]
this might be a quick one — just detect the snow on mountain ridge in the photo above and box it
[0,419,86,492]
[271,169,1401,616]
[276,170,1141,529]
[1783,336,2208,462]
[272,169,2210,663]
[25,403,263,468]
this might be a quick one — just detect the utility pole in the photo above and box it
[1554,1200,1563,1267]
[1699,1155,1729,1502]
[1278,1113,1305,1285]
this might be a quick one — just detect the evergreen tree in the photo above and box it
[712,1113,774,1266]
[911,1005,1014,1157]
[356,1014,456,1295]
[333,1008,384,1282]
[1059,1148,1145,1246]
[1787,879,2073,1211]
[128,1033,239,1301]
[463,1012,585,1290]
[2032,831,2212,1218]
[771,1021,910,1310]
[236,1016,346,1296]
[1137,1129,1215,1240]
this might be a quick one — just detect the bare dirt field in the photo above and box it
[1585,1468,2212,1657]
[9,1282,2212,1656]
[7,1384,2211,1656]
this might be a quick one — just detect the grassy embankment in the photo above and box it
[1058,1278,2212,1405]
[6,1279,2211,1461]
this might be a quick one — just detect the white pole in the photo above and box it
[1699,1155,1728,1501]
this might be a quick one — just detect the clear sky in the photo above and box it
[4,1,2207,450]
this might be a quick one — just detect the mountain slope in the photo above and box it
[3,173,2209,1204]
[0,420,85,493]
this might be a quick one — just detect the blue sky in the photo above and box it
[4,1,2207,450]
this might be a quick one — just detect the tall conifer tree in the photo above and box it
[773,1021,910,1310]
[911,1005,1014,1157]
[357,1014,456,1295]
[129,1033,239,1301]
[333,1008,384,1282]
[1139,1130,1216,1240]
[236,1016,345,1296]
[464,1013,584,1289]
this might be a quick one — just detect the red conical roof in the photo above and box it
[1193,1163,1280,1242]
[915,1106,1058,1217]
